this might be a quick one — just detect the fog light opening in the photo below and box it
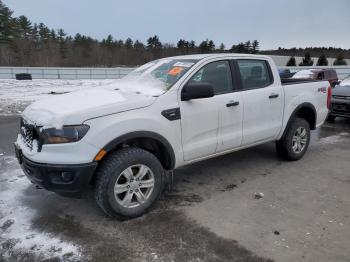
[61,172,74,182]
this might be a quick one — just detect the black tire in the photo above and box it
[94,147,164,219]
[327,114,336,122]
[276,118,311,161]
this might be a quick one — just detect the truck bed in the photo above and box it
[281,78,321,86]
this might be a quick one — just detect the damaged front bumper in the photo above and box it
[14,143,98,197]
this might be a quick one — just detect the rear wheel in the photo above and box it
[276,118,311,161]
[94,147,164,219]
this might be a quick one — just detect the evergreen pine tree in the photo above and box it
[115,40,124,48]
[0,0,19,43]
[133,40,144,50]
[38,23,50,42]
[230,42,246,53]
[286,56,296,66]
[17,15,32,39]
[177,39,186,49]
[189,40,196,49]
[244,41,252,53]
[299,53,314,66]
[219,43,225,51]
[125,38,133,49]
[147,35,162,49]
[317,54,328,66]
[252,40,259,54]
[104,34,114,47]
[333,54,347,66]
[208,40,215,52]
[50,29,56,40]
[31,23,39,42]
[57,29,67,59]
[199,39,209,53]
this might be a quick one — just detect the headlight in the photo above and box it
[39,125,90,144]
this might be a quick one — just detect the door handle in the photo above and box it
[226,101,239,107]
[269,93,279,99]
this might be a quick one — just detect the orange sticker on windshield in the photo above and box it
[168,67,184,76]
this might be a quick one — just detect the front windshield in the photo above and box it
[123,58,199,90]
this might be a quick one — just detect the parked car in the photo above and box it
[328,85,350,121]
[14,54,331,219]
[339,74,350,87]
[292,69,338,87]
[278,68,295,79]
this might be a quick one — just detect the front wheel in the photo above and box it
[276,118,311,161]
[94,147,164,219]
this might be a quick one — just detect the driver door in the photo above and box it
[180,60,242,161]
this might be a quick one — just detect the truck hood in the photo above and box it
[22,87,157,128]
[333,85,350,97]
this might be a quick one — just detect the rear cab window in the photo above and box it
[236,60,274,90]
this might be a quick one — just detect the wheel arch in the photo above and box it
[282,103,317,138]
[101,131,176,170]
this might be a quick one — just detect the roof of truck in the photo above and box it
[168,53,271,61]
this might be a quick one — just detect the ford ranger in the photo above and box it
[14,54,331,219]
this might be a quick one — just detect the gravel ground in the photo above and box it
[0,115,350,262]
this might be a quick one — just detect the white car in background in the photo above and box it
[339,74,350,86]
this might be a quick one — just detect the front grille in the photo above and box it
[20,119,35,151]
[332,95,350,100]
[332,103,350,114]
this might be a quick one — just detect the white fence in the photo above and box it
[0,65,349,80]
[0,66,134,80]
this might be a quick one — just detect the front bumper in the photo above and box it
[330,100,350,118]
[15,143,98,196]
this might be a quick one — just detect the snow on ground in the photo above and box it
[0,79,117,115]
[319,132,350,144]
[0,154,83,261]
[0,78,165,116]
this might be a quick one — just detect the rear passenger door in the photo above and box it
[235,59,283,145]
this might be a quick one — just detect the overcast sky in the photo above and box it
[4,0,350,50]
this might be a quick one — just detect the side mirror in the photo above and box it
[181,82,215,101]
[331,80,340,88]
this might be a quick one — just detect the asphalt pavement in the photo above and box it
[0,115,349,262]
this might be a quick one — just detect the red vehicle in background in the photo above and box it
[292,69,338,87]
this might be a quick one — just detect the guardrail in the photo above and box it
[0,66,135,80]
[0,65,349,80]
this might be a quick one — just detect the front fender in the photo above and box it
[83,107,182,168]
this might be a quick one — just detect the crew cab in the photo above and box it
[14,54,331,219]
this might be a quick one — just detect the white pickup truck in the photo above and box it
[15,54,331,219]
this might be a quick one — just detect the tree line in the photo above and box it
[284,52,347,67]
[0,1,260,67]
[261,47,349,66]
[0,0,348,67]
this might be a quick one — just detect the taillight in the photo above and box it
[327,86,332,110]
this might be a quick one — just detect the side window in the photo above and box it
[237,60,273,90]
[317,72,325,80]
[189,61,233,95]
